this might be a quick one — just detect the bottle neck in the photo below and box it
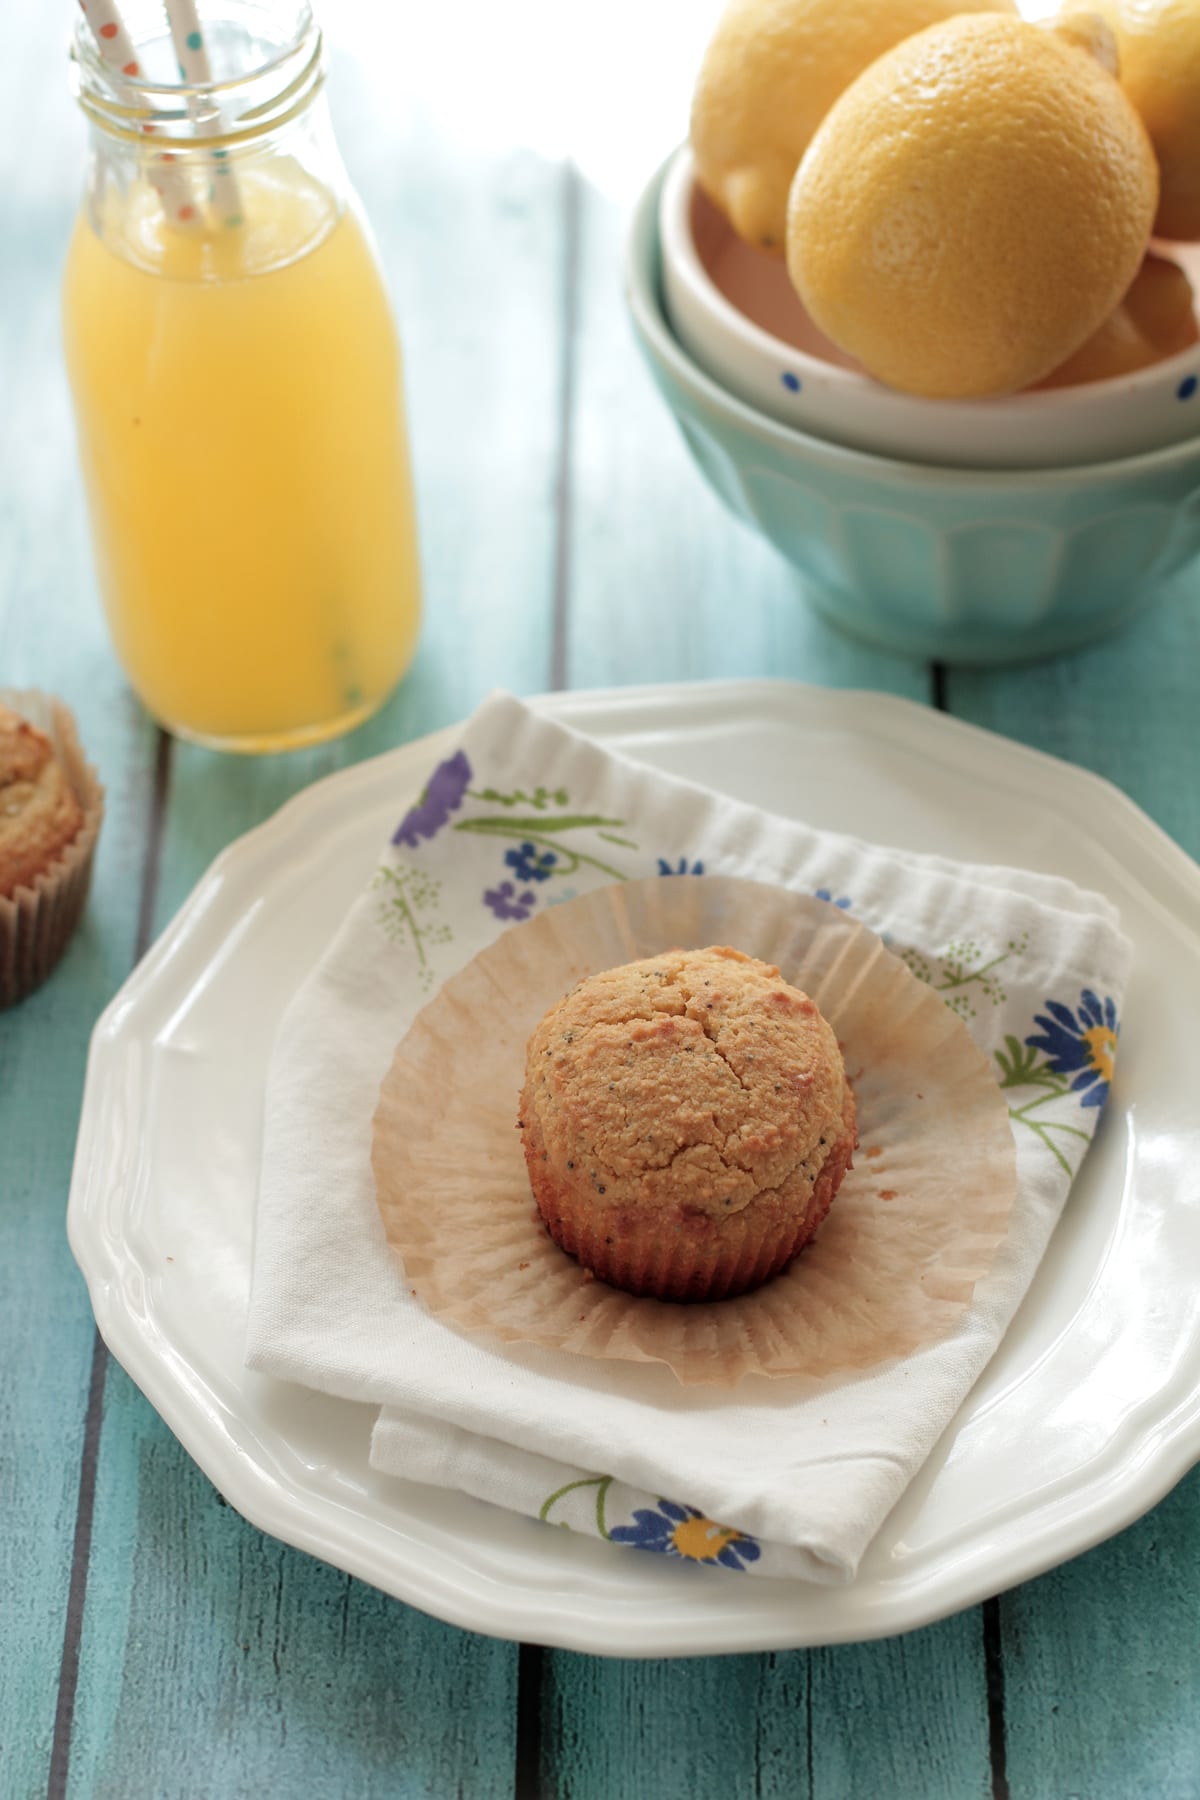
[71,1,345,277]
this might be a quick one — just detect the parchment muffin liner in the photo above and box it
[372,877,1017,1388]
[0,689,104,1009]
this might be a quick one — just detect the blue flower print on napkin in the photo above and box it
[505,841,558,882]
[392,751,472,848]
[1026,990,1119,1109]
[814,888,851,910]
[609,1500,761,1571]
[657,857,705,876]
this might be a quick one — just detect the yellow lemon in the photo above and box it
[785,13,1159,397]
[1050,6,1120,71]
[1037,252,1198,386]
[1064,0,1200,240]
[690,0,1017,253]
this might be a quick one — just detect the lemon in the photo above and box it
[785,13,1159,397]
[1049,7,1120,71]
[1037,252,1198,386]
[690,0,1017,253]
[1064,0,1200,240]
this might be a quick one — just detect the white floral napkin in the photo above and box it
[248,691,1132,1583]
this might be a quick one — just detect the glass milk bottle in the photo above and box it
[63,0,421,751]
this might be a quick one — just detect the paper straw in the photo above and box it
[162,0,244,228]
[77,0,202,229]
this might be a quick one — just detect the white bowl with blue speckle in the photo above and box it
[660,145,1200,472]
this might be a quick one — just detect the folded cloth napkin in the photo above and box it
[248,691,1132,1583]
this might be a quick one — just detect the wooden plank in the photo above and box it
[0,16,163,1794]
[541,1611,991,1800]
[944,584,1200,1800]
[944,579,1200,855]
[999,1470,1200,1800]
[61,44,565,1799]
[808,1624,994,1799]
[329,47,563,740]
[0,694,154,1800]
[538,173,992,1800]
[66,1362,517,1800]
[564,174,933,700]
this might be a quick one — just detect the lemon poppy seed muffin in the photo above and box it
[0,703,84,899]
[519,946,856,1301]
[0,697,103,1008]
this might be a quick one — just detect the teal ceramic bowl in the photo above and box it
[626,157,1200,664]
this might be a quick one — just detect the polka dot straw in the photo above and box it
[162,0,244,228]
[77,0,200,228]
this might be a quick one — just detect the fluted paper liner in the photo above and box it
[0,689,104,1010]
[372,877,1017,1387]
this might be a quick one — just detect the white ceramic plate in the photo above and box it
[69,680,1200,1656]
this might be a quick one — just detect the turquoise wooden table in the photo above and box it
[5,4,1200,1796]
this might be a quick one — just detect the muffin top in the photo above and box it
[0,703,84,900]
[522,946,848,1220]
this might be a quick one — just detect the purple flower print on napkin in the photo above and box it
[392,752,472,848]
[484,881,536,922]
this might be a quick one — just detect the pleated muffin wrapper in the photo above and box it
[0,689,104,1009]
[372,877,1018,1388]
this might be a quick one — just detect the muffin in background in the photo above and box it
[519,946,857,1302]
[0,693,104,1007]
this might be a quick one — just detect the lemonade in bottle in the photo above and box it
[63,1,421,751]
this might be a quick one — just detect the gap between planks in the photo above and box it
[47,726,174,1800]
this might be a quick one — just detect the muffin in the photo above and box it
[519,946,857,1301]
[0,704,84,896]
[0,695,103,1007]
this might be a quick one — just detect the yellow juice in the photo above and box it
[62,162,421,749]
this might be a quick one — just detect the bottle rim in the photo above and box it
[70,6,325,148]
